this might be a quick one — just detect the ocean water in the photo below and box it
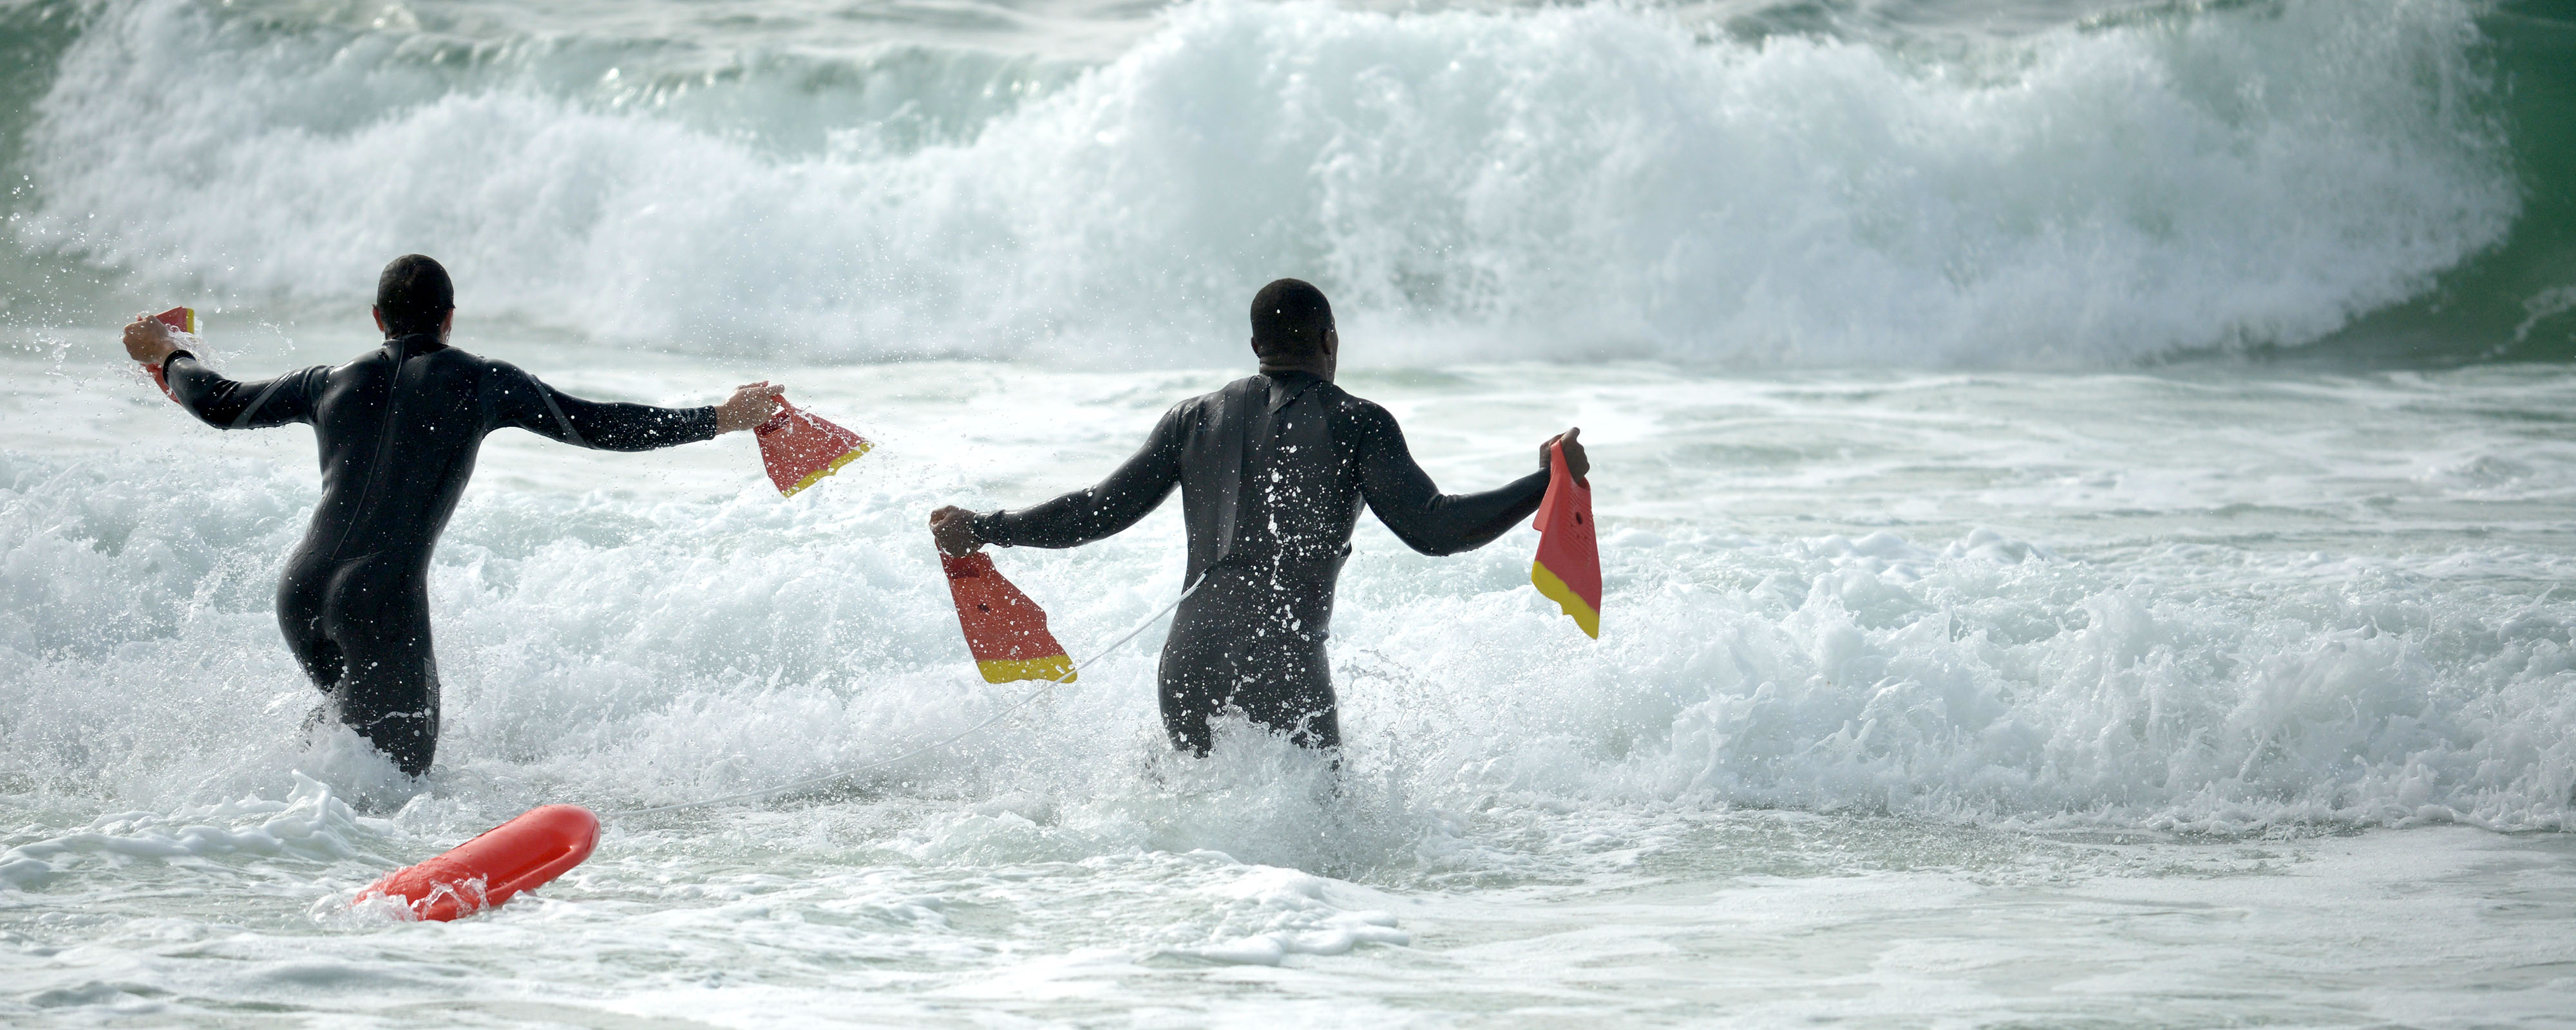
[5,0,2576,1025]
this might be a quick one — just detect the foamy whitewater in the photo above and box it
[5,0,2575,1025]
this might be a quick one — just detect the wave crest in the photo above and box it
[7,0,2527,365]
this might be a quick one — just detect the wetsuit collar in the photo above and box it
[1257,370,1325,413]
[384,332,447,357]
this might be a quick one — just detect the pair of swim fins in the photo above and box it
[947,439,1604,691]
[745,406,1073,681]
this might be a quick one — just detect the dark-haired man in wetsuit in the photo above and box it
[120,254,786,777]
[929,278,1588,755]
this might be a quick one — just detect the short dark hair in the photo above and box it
[375,254,454,337]
[1249,278,1333,360]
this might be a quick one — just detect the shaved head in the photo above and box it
[1250,278,1333,362]
[375,254,453,337]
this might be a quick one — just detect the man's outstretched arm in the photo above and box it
[123,314,319,429]
[491,362,781,450]
[932,404,1189,555]
[1348,402,1587,556]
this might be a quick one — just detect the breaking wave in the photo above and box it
[2,0,2562,366]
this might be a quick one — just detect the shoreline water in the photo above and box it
[8,330,2571,825]
[6,0,2574,1024]
[9,326,2575,1027]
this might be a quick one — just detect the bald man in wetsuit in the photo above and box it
[120,254,786,777]
[930,278,1587,754]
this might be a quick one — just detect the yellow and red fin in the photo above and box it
[941,550,1077,684]
[974,653,1077,684]
[1530,442,1601,639]
[757,400,872,497]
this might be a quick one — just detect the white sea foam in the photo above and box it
[12,0,2519,366]
[5,323,2574,1027]
[1165,865,1409,965]
[0,772,380,891]
[5,358,2571,852]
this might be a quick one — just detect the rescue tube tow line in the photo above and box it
[353,570,1193,921]
[601,570,1202,819]
[353,435,1582,919]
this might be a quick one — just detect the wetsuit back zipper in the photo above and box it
[323,337,418,561]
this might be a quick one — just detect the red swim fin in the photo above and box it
[356,805,600,922]
[1530,442,1600,638]
[146,306,193,403]
[942,550,1077,684]
[756,399,873,496]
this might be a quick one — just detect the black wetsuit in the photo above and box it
[163,334,719,776]
[970,371,1548,753]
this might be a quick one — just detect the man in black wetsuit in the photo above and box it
[929,278,1588,755]
[119,254,786,777]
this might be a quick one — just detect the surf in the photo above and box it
[1,0,2561,366]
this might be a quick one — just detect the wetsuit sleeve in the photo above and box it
[161,351,320,429]
[1341,399,1549,556]
[970,404,1188,548]
[486,361,721,451]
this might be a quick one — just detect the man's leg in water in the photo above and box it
[276,552,345,735]
[304,558,442,776]
[1157,642,1226,756]
[1234,673,1341,752]
[277,554,341,692]
[1157,667,1340,754]
[1157,581,1341,755]
[332,640,439,776]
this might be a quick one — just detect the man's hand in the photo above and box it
[929,505,981,557]
[122,314,180,366]
[1541,426,1589,486]
[714,381,786,433]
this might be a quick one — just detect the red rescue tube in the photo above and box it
[357,805,600,921]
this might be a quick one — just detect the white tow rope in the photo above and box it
[603,576,1200,819]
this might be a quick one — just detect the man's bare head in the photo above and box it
[375,254,453,338]
[1249,278,1334,364]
